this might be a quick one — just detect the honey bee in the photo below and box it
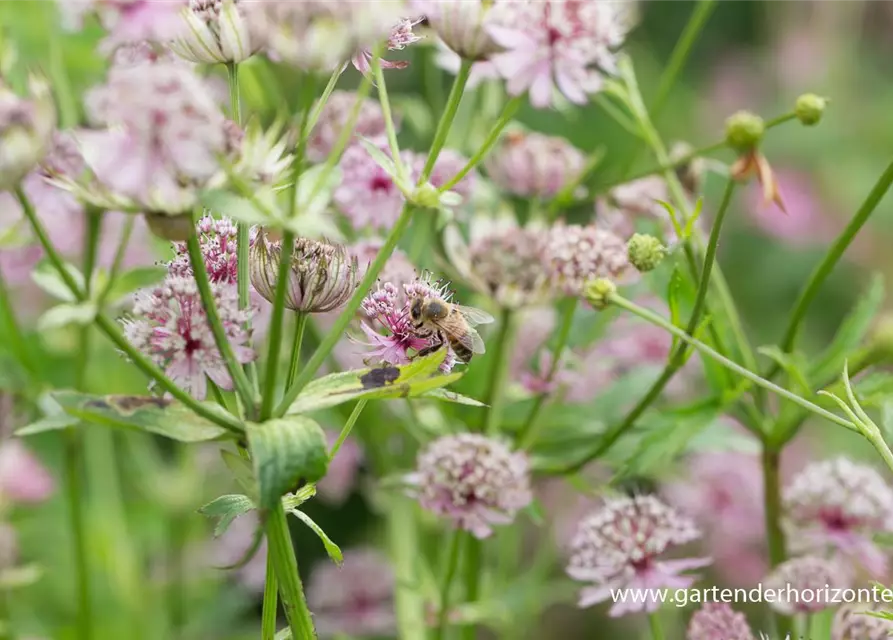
[409,292,495,363]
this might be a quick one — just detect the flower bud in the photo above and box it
[0,74,55,191]
[795,93,827,126]
[583,278,616,309]
[170,0,260,64]
[627,233,666,273]
[724,111,764,151]
[411,182,442,209]
[419,0,503,61]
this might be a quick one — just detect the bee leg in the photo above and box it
[417,331,445,357]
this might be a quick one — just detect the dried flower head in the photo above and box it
[567,494,709,617]
[121,274,254,399]
[306,548,396,639]
[169,0,260,64]
[545,223,631,297]
[764,556,852,615]
[833,602,893,640]
[487,0,631,108]
[486,131,585,199]
[419,0,504,61]
[307,91,391,163]
[250,232,359,314]
[408,433,532,538]
[687,602,755,640]
[0,75,55,191]
[783,457,893,576]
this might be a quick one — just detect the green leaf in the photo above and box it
[103,266,168,303]
[15,414,79,436]
[293,164,342,221]
[289,509,343,565]
[421,388,486,407]
[36,391,232,442]
[247,416,328,510]
[200,189,271,226]
[31,259,83,302]
[285,350,464,415]
[810,275,884,382]
[683,197,704,239]
[655,200,684,241]
[758,345,812,395]
[199,494,256,537]
[358,136,398,179]
[221,449,257,498]
[37,301,97,331]
[667,265,685,351]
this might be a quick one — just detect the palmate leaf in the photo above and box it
[16,391,232,442]
[285,350,477,415]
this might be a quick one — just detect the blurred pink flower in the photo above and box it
[408,433,532,538]
[206,511,266,594]
[743,168,835,245]
[359,283,429,366]
[764,556,852,615]
[833,602,893,640]
[687,602,754,640]
[307,91,391,164]
[567,494,710,616]
[0,440,54,504]
[486,131,585,199]
[435,46,502,89]
[306,548,396,639]
[97,0,187,54]
[413,148,475,200]
[487,0,629,108]
[317,431,363,506]
[598,176,678,243]
[350,240,417,293]
[700,53,766,132]
[774,27,828,92]
[544,222,631,297]
[334,144,410,231]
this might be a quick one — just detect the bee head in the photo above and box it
[410,298,423,323]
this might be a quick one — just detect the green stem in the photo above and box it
[517,298,577,449]
[266,501,316,639]
[260,231,296,420]
[226,62,242,123]
[595,141,726,194]
[648,613,666,640]
[762,446,793,639]
[286,314,308,389]
[303,67,341,139]
[329,400,367,462]
[96,215,135,308]
[273,203,415,418]
[482,309,517,436]
[388,499,427,640]
[371,54,407,183]
[48,17,79,128]
[418,59,472,184]
[460,535,481,640]
[608,293,859,433]
[65,428,90,640]
[185,233,257,411]
[440,96,523,193]
[771,157,893,374]
[261,552,279,640]
[0,265,38,378]
[433,531,463,640]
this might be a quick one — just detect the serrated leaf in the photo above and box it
[290,509,343,565]
[199,494,256,537]
[810,275,884,382]
[31,260,82,302]
[37,301,97,331]
[247,416,328,510]
[221,449,257,498]
[285,350,464,415]
[421,388,486,407]
[104,266,168,303]
[38,391,231,442]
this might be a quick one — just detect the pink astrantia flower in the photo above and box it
[764,556,852,615]
[486,131,585,199]
[317,431,363,506]
[352,17,424,74]
[413,148,475,200]
[486,0,630,109]
[96,0,188,53]
[121,274,255,400]
[170,215,239,284]
[359,282,429,366]
[0,440,55,504]
[436,46,502,89]
[783,457,893,577]
[350,240,417,291]
[306,548,396,638]
[544,222,631,297]
[687,602,755,640]
[307,91,392,163]
[833,602,893,640]
[206,511,266,593]
[334,143,411,231]
[418,0,503,61]
[567,494,710,617]
[407,433,532,538]
[598,176,679,243]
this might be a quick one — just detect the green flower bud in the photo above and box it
[583,278,616,310]
[411,182,442,209]
[627,233,667,273]
[795,93,827,126]
[725,111,765,151]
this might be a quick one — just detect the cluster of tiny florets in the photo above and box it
[687,602,755,640]
[833,602,893,640]
[468,227,549,308]
[410,434,532,539]
[170,215,239,284]
[545,223,631,296]
[486,131,585,198]
[764,556,851,615]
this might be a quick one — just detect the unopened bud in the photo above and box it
[583,278,616,309]
[627,233,666,273]
[795,94,827,126]
[725,111,764,151]
[869,314,893,361]
[412,182,444,209]
[144,212,195,242]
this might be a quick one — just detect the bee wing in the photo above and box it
[457,326,487,355]
[455,305,495,327]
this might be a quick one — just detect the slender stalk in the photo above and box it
[329,400,367,462]
[460,535,481,640]
[482,309,517,436]
[762,446,793,639]
[96,216,135,307]
[648,613,666,640]
[371,55,407,183]
[185,233,256,410]
[770,157,893,376]
[48,17,79,128]
[517,298,577,448]
[607,293,859,433]
[433,531,463,640]
[0,266,38,378]
[388,499,427,640]
[261,553,279,640]
[418,59,472,184]
[266,501,316,639]
[260,231,296,420]
[286,314,308,389]
[440,96,523,192]
[303,66,341,139]
[274,203,414,418]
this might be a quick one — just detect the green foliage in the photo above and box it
[288,509,343,565]
[199,494,256,537]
